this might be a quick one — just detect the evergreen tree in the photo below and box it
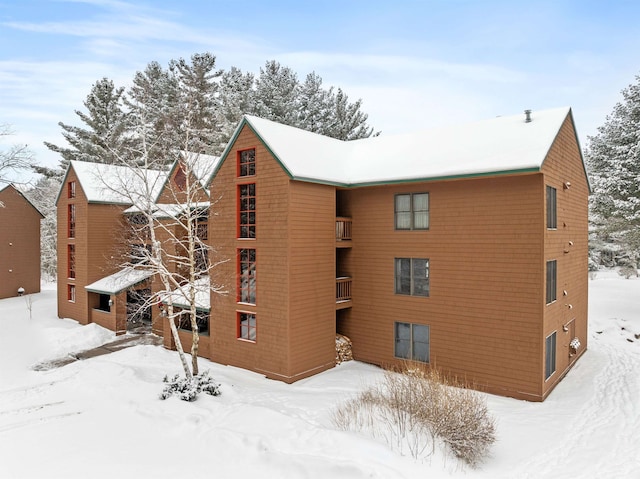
[254,60,299,126]
[217,66,256,147]
[169,52,223,155]
[126,61,181,168]
[44,78,132,170]
[586,73,640,270]
[297,72,334,135]
[328,88,377,140]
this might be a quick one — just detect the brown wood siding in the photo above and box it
[540,115,589,398]
[287,180,336,379]
[340,174,546,399]
[0,186,42,299]
[209,125,292,380]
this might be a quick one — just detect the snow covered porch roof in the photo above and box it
[85,268,154,295]
[162,276,210,311]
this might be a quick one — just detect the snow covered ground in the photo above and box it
[0,271,638,479]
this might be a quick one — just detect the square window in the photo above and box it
[238,312,256,341]
[395,193,429,230]
[395,258,429,297]
[394,322,430,363]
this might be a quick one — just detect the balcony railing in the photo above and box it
[336,217,352,241]
[336,276,352,302]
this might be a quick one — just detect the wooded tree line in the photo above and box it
[40,53,378,176]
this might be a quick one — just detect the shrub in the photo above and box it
[159,370,221,401]
[332,363,495,467]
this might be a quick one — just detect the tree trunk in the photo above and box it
[166,304,192,380]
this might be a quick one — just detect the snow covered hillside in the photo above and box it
[1,271,638,479]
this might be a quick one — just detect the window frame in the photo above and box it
[546,185,557,229]
[237,311,257,342]
[238,148,256,177]
[395,257,430,297]
[238,183,256,239]
[545,331,557,380]
[68,204,76,238]
[394,192,429,230]
[546,260,557,304]
[238,248,256,305]
[67,284,76,302]
[68,244,76,279]
[178,310,210,336]
[394,321,430,363]
[68,181,76,198]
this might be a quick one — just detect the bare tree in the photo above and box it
[0,124,36,187]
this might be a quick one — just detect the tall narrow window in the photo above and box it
[67,284,76,302]
[395,258,430,297]
[174,163,187,191]
[238,312,256,341]
[546,260,557,304]
[394,322,430,362]
[238,248,256,304]
[395,193,429,230]
[545,331,557,380]
[68,244,75,279]
[68,181,76,198]
[546,185,557,229]
[195,244,208,273]
[238,183,256,238]
[68,204,76,238]
[238,148,256,177]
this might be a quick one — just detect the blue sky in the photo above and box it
[1,0,639,173]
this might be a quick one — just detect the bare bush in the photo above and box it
[332,363,495,467]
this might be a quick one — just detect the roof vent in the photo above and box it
[524,109,532,123]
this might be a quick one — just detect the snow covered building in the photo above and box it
[205,107,589,401]
[0,184,44,299]
[56,107,589,401]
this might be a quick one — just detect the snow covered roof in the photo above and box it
[123,201,209,219]
[85,268,154,295]
[211,107,574,187]
[162,276,210,311]
[179,151,221,189]
[59,161,167,205]
[0,183,45,217]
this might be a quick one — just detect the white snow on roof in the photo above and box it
[85,268,154,295]
[242,107,571,185]
[180,151,221,189]
[162,276,210,311]
[70,161,167,205]
[123,201,209,218]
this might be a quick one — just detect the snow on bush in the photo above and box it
[159,370,221,401]
[332,363,495,467]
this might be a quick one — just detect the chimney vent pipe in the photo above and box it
[524,109,532,123]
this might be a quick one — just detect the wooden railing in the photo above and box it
[336,217,352,241]
[336,277,352,302]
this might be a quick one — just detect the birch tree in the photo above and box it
[0,124,36,186]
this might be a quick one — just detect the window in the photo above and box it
[178,310,210,335]
[238,248,256,304]
[68,204,76,238]
[195,223,208,241]
[174,163,187,191]
[67,284,76,302]
[395,193,429,230]
[545,331,557,380]
[546,185,557,229]
[395,258,430,297]
[195,244,208,273]
[68,244,75,279]
[130,244,151,264]
[546,260,557,304]
[238,312,256,341]
[238,148,256,177]
[68,181,76,198]
[394,322,430,362]
[238,183,256,238]
[98,294,111,312]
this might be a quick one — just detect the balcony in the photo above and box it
[336,276,352,309]
[336,217,352,247]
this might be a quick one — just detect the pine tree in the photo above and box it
[254,60,299,126]
[44,78,132,170]
[586,73,640,270]
[297,72,334,135]
[126,61,181,168]
[169,52,223,155]
[217,66,256,148]
[328,88,377,140]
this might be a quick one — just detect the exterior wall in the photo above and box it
[0,186,42,299]
[209,125,293,380]
[339,173,547,400]
[540,115,589,399]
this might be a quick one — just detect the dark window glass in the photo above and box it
[395,258,430,297]
[546,186,557,229]
[239,149,256,177]
[394,322,430,363]
[545,332,557,379]
[546,260,557,304]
